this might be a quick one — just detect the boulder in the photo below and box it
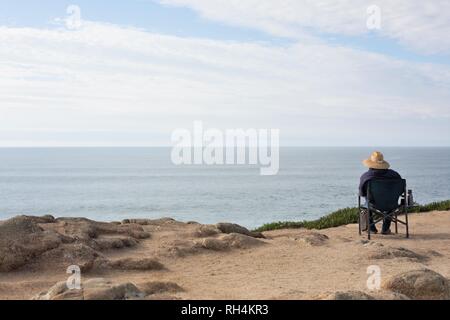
[161,239,202,257]
[366,246,427,262]
[321,290,375,300]
[383,269,450,300]
[37,243,103,271]
[51,217,150,241]
[108,258,164,271]
[34,281,77,300]
[196,233,264,251]
[0,215,152,272]
[0,216,62,272]
[221,233,265,249]
[139,281,183,295]
[83,282,143,300]
[296,232,329,246]
[371,291,411,300]
[193,225,221,238]
[198,238,229,251]
[33,278,144,300]
[215,223,264,238]
[122,218,176,226]
[91,237,139,250]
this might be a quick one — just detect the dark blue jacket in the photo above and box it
[359,168,402,197]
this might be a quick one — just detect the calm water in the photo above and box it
[0,147,449,228]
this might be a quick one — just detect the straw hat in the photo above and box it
[363,151,390,170]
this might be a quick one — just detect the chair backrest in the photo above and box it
[367,179,406,212]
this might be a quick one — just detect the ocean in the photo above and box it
[0,147,449,228]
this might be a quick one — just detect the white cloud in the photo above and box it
[0,20,449,146]
[159,0,450,54]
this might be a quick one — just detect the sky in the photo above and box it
[0,0,449,146]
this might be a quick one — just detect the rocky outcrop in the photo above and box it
[295,231,329,246]
[221,233,265,248]
[121,217,177,226]
[317,290,411,300]
[215,223,265,238]
[33,278,144,300]
[51,217,151,240]
[108,258,164,271]
[365,244,427,262]
[139,281,183,295]
[193,225,221,238]
[197,233,265,251]
[0,215,151,272]
[319,290,375,300]
[33,278,184,300]
[198,237,229,251]
[383,269,450,300]
[0,216,62,272]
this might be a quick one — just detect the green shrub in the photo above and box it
[254,200,450,232]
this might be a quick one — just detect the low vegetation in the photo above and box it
[254,200,450,232]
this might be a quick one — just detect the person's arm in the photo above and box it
[359,175,367,197]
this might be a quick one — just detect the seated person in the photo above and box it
[359,151,402,235]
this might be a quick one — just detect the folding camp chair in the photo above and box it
[358,179,409,240]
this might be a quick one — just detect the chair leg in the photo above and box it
[358,214,361,235]
[405,210,409,239]
[395,212,398,234]
[358,196,362,236]
[404,187,409,239]
[367,209,371,240]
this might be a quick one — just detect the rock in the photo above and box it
[80,257,111,272]
[22,215,56,224]
[122,218,176,226]
[424,250,443,257]
[34,278,144,300]
[51,217,150,241]
[91,237,139,250]
[296,232,329,246]
[221,233,265,249]
[128,230,151,239]
[139,281,184,295]
[363,241,384,247]
[83,282,143,300]
[145,294,181,300]
[216,223,264,238]
[367,246,427,261]
[33,280,84,300]
[371,291,411,300]
[193,225,221,238]
[37,243,103,271]
[198,238,229,251]
[320,290,375,300]
[197,233,264,251]
[0,216,62,272]
[383,269,450,300]
[161,239,201,257]
[108,258,164,271]
[0,215,153,272]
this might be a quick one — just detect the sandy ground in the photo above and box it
[0,210,449,300]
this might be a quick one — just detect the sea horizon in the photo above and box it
[1,146,449,228]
